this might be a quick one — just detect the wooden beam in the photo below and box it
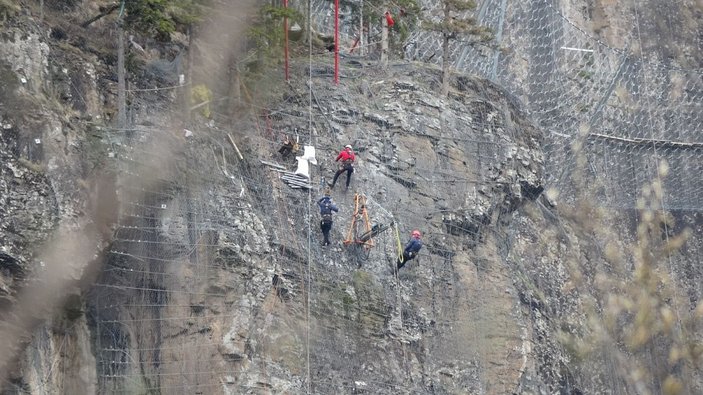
[260,160,286,169]
[227,133,244,160]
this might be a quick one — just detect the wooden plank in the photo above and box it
[283,181,312,188]
[283,181,311,188]
[281,175,310,181]
[286,182,310,188]
[260,159,286,169]
[228,133,244,160]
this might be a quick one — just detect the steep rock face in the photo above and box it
[21,307,97,395]
[0,17,109,290]
[258,64,545,393]
[0,29,56,304]
[0,132,57,305]
[1,1,702,395]
[0,15,113,393]
[497,0,703,212]
[85,64,703,395]
[506,201,703,394]
[86,60,546,394]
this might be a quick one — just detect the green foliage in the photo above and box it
[125,52,145,75]
[166,0,203,25]
[549,154,703,394]
[356,0,420,26]
[124,0,207,41]
[350,0,421,54]
[191,84,212,118]
[0,0,20,21]
[577,70,593,80]
[423,0,492,42]
[260,4,301,21]
[247,5,303,67]
[424,0,493,95]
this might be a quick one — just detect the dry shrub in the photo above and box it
[554,139,701,394]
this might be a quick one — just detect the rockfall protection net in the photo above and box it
[90,60,502,392]
[88,1,703,393]
[306,0,703,210]
[404,0,703,210]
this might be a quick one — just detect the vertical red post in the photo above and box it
[334,0,339,84]
[284,0,289,81]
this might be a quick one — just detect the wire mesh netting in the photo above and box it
[86,0,703,393]
[88,63,507,392]
[403,0,703,210]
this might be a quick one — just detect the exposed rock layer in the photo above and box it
[1,1,702,395]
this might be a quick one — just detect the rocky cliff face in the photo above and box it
[1,1,702,395]
[0,11,115,392]
[82,61,545,394]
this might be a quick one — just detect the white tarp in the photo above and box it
[300,145,317,164]
[295,157,310,177]
[295,145,317,177]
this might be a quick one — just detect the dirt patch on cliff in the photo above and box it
[0,60,34,117]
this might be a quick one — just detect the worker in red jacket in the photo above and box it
[329,145,355,190]
[385,11,395,28]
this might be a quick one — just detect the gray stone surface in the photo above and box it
[1,2,702,395]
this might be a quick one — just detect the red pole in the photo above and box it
[334,0,339,84]
[284,0,289,81]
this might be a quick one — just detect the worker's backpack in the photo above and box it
[320,198,334,218]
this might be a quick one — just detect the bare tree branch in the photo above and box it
[81,3,120,28]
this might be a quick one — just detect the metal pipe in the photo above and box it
[284,0,289,81]
[334,0,340,84]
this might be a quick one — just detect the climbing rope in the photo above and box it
[306,0,313,391]
[393,222,403,263]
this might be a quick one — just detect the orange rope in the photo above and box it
[343,193,375,249]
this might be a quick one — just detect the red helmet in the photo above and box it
[411,230,421,238]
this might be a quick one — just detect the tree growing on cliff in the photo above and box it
[352,0,420,57]
[124,0,206,41]
[544,145,703,393]
[247,5,303,68]
[423,0,492,96]
[81,0,206,40]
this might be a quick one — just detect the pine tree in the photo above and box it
[423,0,492,96]
[124,0,206,41]
[80,0,207,40]
[347,0,420,59]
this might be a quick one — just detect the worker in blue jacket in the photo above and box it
[318,190,339,246]
[397,229,423,270]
